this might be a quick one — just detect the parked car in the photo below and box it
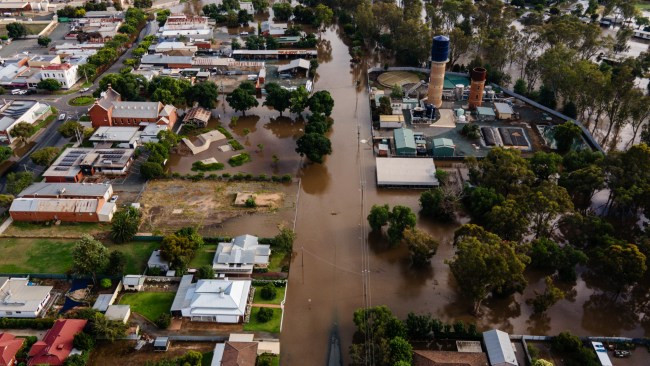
[239,31,249,36]
[10,89,20,95]
[58,113,66,121]
[614,350,631,358]
[109,195,118,203]
[79,87,90,93]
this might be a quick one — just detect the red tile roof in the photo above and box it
[28,319,87,366]
[42,63,73,71]
[0,333,24,366]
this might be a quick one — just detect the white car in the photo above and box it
[239,31,249,36]
[58,113,66,121]
[79,87,90,93]
[10,89,20,95]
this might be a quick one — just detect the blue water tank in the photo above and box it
[431,35,450,62]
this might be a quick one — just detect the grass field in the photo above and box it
[69,96,95,106]
[252,285,286,305]
[189,244,217,268]
[119,292,175,322]
[243,307,281,333]
[636,1,650,10]
[4,220,109,237]
[0,238,158,274]
[0,23,49,37]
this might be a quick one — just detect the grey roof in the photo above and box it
[476,106,496,116]
[92,294,114,312]
[375,157,439,187]
[214,235,270,266]
[154,337,169,347]
[494,102,514,115]
[96,87,121,110]
[0,278,52,314]
[90,127,140,142]
[148,250,170,270]
[141,54,193,66]
[105,304,130,321]
[483,330,518,366]
[433,138,454,148]
[170,275,194,312]
[277,58,310,73]
[17,183,111,198]
[122,275,145,287]
[111,102,162,119]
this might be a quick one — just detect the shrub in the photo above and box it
[281,174,292,182]
[260,283,277,300]
[100,278,112,289]
[191,161,224,171]
[0,317,55,329]
[197,265,215,279]
[256,307,274,323]
[245,197,257,208]
[216,126,233,139]
[228,153,251,166]
[73,332,95,351]
[228,139,244,150]
[155,313,171,329]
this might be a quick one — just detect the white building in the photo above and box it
[105,304,131,323]
[90,126,140,148]
[0,100,51,144]
[0,277,52,318]
[213,234,271,274]
[482,330,518,366]
[122,275,145,291]
[38,63,80,89]
[171,275,251,323]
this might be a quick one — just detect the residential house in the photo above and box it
[213,234,271,275]
[0,100,52,144]
[0,278,52,318]
[10,182,117,223]
[0,333,24,366]
[482,330,518,366]
[212,341,258,366]
[122,275,145,291]
[89,86,178,129]
[42,148,134,183]
[182,106,210,127]
[28,319,88,366]
[170,275,252,323]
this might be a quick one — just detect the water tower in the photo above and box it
[427,35,450,109]
[468,67,487,109]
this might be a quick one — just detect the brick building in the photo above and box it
[42,148,135,183]
[88,86,178,129]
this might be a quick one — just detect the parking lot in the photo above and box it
[0,21,70,58]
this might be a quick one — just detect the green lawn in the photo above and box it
[5,220,108,237]
[243,308,281,333]
[253,285,286,305]
[636,1,650,10]
[118,292,175,322]
[0,238,158,274]
[189,244,217,268]
[68,96,95,106]
[268,251,289,273]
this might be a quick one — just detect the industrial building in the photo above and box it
[42,148,135,183]
[494,102,515,120]
[375,158,439,188]
[393,128,417,156]
[482,330,518,366]
[432,138,455,157]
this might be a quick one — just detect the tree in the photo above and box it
[260,283,277,300]
[64,354,87,366]
[551,332,599,366]
[594,244,647,294]
[420,188,456,221]
[468,148,534,197]
[295,132,332,163]
[388,337,412,365]
[405,312,432,340]
[529,237,587,281]
[252,0,268,13]
[133,0,152,8]
[37,78,62,91]
[308,91,334,116]
[514,78,527,95]
[272,2,292,21]
[313,4,334,32]
[368,204,390,232]
[530,152,562,181]
[387,205,416,246]
[106,251,126,276]
[447,226,529,313]
[72,235,109,284]
[97,73,147,101]
[289,86,310,116]
[10,122,35,141]
[559,165,604,212]
[30,147,59,166]
[263,83,291,116]
[187,81,219,109]
[226,86,258,116]
[37,36,51,47]
[270,226,295,253]
[6,172,33,195]
[463,186,504,222]
[89,312,127,341]
[532,360,554,366]
[0,145,11,163]
[257,307,274,322]
[73,332,94,351]
[197,265,215,279]
[160,233,201,270]
[403,228,438,267]
[553,122,582,153]
[6,23,26,39]
[528,276,565,314]
[526,182,574,238]
[350,306,406,366]
[141,161,164,179]
[58,121,83,138]
[110,207,141,243]
[155,313,171,329]
[0,194,13,208]
[485,199,530,242]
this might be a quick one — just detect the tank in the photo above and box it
[431,35,450,63]
[424,103,435,118]
[470,67,487,82]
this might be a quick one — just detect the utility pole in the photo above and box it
[301,246,304,284]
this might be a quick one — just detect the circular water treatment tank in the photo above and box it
[431,35,450,62]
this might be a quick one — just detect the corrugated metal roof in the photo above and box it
[10,198,98,213]
[393,128,416,150]
[483,330,518,366]
[111,102,162,119]
[18,183,111,198]
[375,157,439,187]
[170,275,194,312]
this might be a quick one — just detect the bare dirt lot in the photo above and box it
[88,340,215,366]
[138,180,297,236]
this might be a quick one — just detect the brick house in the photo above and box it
[88,86,178,129]
[0,333,24,366]
[28,319,88,366]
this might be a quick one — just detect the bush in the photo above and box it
[0,317,55,329]
[100,278,112,289]
[260,283,277,300]
[197,265,215,279]
[73,332,95,351]
[191,161,224,171]
[256,307,274,323]
[228,139,244,150]
[228,153,251,166]
[281,174,292,182]
[155,313,171,329]
[245,196,257,208]
[141,161,164,179]
[216,126,233,139]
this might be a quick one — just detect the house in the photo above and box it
[277,58,310,77]
[148,250,170,272]
[37,63,81,89]
[105,305,130,324]
[413,350,488,366]
[0,277,52,318]
[212,341,258,366]
[0,333,24,366]
[182,107,211,127]
[27,55,61,68]
[482,330,518,366]
[150,41,198,54]
[140,54,193,68]
[28,319,88,366]
[494,102,514,120]
[393,128,417,156]
[89,86,178,129]
[122,275,145,291]
[42,148,134,183]
[170,275,252,323]
[213,234,271,274]
[0,100,52,144]
[89,126,140,148]
[260,21,287,37]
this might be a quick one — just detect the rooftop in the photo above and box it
[483,329,518,366]
[90,126,140,142]
[0,278,52,315]
[28,319,88,366]
[140,54,193,65]
[92,294,113,312]
[111,102,163,119]
[17,182,112,198]
[10,198,99,214]
[413,350,489,366]
[375,157,439,187]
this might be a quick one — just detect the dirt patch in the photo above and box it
[234,192,284,207]
[137,179,295,235]
[88,340,215,366]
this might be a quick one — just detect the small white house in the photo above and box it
[122,275,145,292]
[0,277,52,318]
[105,304,131,324]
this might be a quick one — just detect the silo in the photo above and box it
[427,35,449,109]
[468,67,487,109]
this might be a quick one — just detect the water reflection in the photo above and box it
[263,116,304,139]
[297,160,330,195]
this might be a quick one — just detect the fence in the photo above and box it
[167,335,228,342]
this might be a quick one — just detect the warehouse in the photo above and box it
[432,138,455,157]
[393,128,417,156]
[379,115,404,129]
[375,157,439,188]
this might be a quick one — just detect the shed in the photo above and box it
[92,294,113,312]
[122,275,145,292]
[148,250,170,272]
[105,305,131,324]
[379,115,404,129]
[154,337,170,352]
[432,138,455,157]
[375,157,439,188]
[482,330,518,366]
[476,106,496,121]
[393,128,417,156]
[277,58,310,75]
[494,102,514,120]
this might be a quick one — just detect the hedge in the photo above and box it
[228,153,251,167]
[0,317,55,329]
[191,161,225,172]
[228,139,244,150]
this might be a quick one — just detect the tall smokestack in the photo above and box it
[427,35,450,109]
[468,67,487,109]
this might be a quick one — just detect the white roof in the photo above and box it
[277,58,310,73]
[494,102,514,115]
[173,276,251,317]
[483,330,518,366]
[592,342,613,366]
[375,158,439,187]
[111,102,162,119]
[90,126,140,142]
[122,275,145,286]
[214,235,270,269]
[0,278,52,314]
[228,333,254,342]
[211,343,225,366]
[105,305,130,321]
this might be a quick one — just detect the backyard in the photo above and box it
[243,307,282,333]
[189,244,217,268]
[118,292,175,322]
[3,221,109,238]
[0,238,158,274]
[252,284,286,305]
[0,23,49,37]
